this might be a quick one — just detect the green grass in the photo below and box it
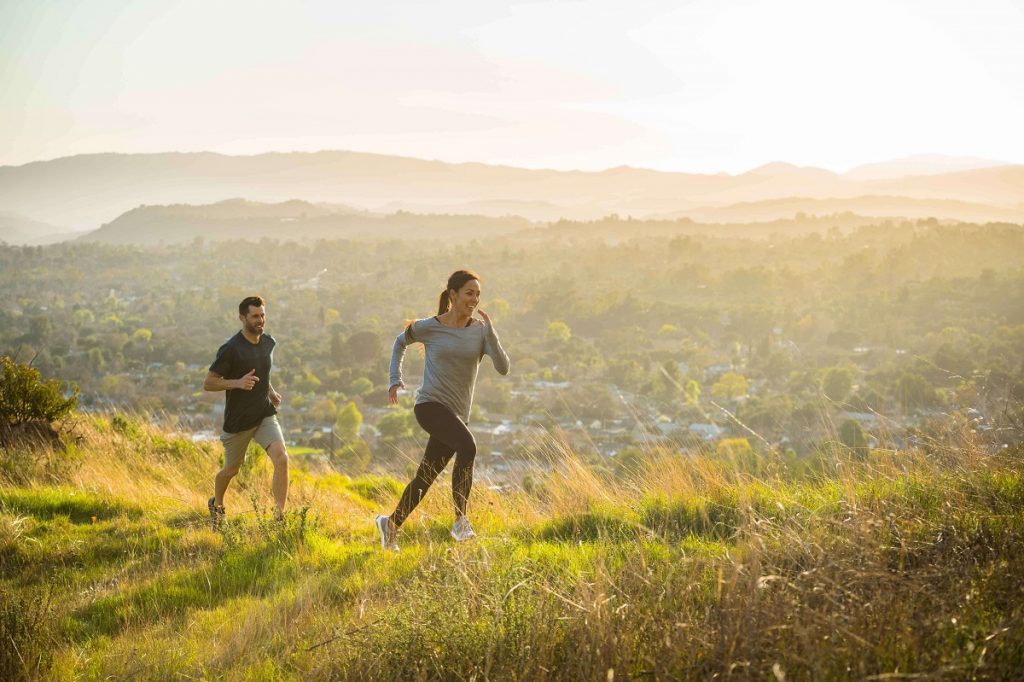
[0,487,144,522]
[1,415,1023,680]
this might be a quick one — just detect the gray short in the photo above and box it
[220,416,284,470]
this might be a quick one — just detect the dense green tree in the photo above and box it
[895,372,938,411]
[821,367,854,402]
[28,316,52,343]
[738,395,793,436]
[607,359,645,391]
[292,370,322,393]
[345,331,380,365]
[377,409,415,441]
[349,377,373,397]
[310,399,338,424]
[684,379,701,404]
[653,360,681,403]
[330,331,345,365]
[711,372,749,401]
[335,401,363,442]
[545,321,572,344]
[838,419,869,456]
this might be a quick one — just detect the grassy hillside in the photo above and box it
[1,415,1022,680]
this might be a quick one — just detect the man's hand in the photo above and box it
[269,386,282,407]
[388,382,405,405]
[236,369,260,391]
[478,310,492,326]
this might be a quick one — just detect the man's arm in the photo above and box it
[269,382,282,407]
[204,369,258,392]
[204,371,237,391]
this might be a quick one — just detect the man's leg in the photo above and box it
[214,463,241,506]
[216,429,253,507]
[256,417,289,519]
[265,440,289,518]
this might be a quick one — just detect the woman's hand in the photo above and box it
[388,382,405,404]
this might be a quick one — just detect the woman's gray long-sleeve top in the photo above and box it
[389,316,510,423]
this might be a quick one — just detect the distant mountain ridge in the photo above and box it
[0,210,79,245]
[844,154,1007,181]
[659,195,1024,224]
[79,198,534,245]
[1,150,1021,237]
[79,196,1021,246]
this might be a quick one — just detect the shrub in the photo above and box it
[0,356,78,427]
[0,585,54,681]
[839,418,870,456]
[110,413,145,441]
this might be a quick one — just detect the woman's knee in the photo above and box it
[456,438,477,463]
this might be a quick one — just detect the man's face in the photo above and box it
[240,305,266,335]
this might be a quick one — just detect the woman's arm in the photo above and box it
[389,329,411,390]
[388,323,420,403]
[479,311,510,376]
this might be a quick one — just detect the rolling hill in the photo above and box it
[79,198,534,245]
[2,151,1022,234]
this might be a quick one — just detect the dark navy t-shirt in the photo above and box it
[209,331,277,433]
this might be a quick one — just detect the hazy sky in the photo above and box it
[2,0,1023,173]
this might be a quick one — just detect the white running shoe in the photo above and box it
[375,514,399,551]
[450,516,477,542]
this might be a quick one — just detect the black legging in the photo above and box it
[391,402,477,527]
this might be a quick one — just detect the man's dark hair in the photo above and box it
[239,296,266,316]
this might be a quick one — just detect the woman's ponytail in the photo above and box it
[437,289,452,315]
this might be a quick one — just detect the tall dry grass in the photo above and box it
[0,411,1021,680]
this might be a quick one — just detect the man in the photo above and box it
[204,295,288,525]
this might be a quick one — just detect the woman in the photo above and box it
[376,269,510,550]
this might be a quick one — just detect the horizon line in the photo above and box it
[1,147,1016,178]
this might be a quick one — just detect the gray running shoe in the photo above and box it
[375,514,399,551]
[451,516,477,542]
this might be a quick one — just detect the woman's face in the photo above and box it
[450,279,481,317]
